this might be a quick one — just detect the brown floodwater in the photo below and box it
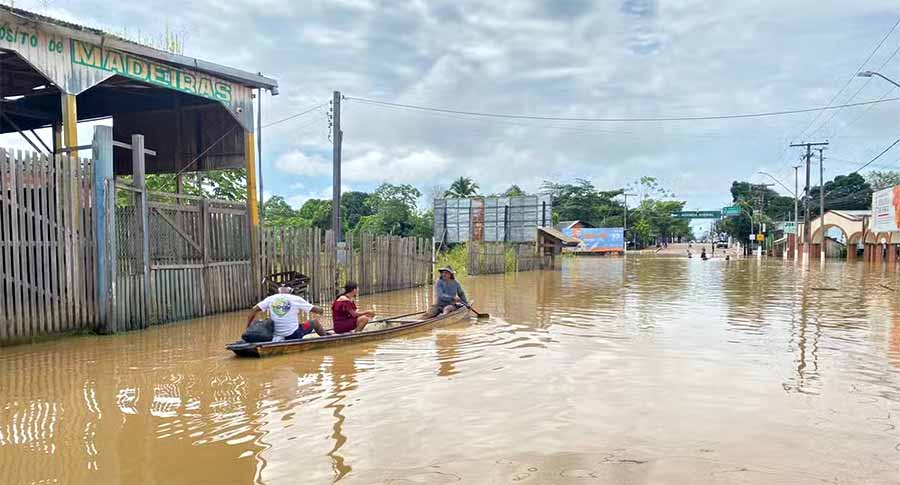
[3,256,900,484]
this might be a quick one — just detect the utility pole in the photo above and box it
[817,148,826,261]
[332,91,343,242]
[793,165,800,261]
[622,192,637,254]
[789,141,829,262]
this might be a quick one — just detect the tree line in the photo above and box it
[128,172,696,246]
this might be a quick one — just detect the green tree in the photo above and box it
[341,191,373,233]
[500,184,526,197]
[444,177,480,198]
[263,195,306,227]
[298,199,332,229]
[357,183,427,236]
[809,172,872,215]
[865,170,900,191]
[541,179,623,226]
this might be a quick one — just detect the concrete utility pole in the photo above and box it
[790,141,829,262]
[794,165,800,261]
[817,148,826,261]
[332,91,343,241]
[622,192,637,254]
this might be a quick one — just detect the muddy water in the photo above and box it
[3,257,900,484]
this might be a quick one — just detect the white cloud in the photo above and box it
[9,0,900,213]
[342,146,451,184]
[274,151,331,177]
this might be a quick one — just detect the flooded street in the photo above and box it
[3,256,900,484]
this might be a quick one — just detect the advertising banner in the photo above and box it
[563,227,624,253]
[872,187,900,233]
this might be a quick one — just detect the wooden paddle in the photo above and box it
[462,301,490,319]
[369,310,426,324]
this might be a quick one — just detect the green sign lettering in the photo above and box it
[69,38,233,104]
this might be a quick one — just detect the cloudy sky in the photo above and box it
[4,0,900,214]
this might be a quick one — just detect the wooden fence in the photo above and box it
[260,228,432,304]
[0,149,98,343]
[467,242,552,275]
[1,143,434,344]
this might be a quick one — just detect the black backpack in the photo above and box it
[241,319,275,343]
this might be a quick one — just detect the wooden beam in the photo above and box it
[245,130,261,299]
[153,208,203,253]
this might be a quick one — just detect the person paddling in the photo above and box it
[331,281,376,334]
[425,266,469,318]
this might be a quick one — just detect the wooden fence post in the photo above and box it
[132,134,151,329]
[200,199,210,316]
[92,126,117,333]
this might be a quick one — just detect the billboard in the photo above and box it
[434,195,553,244]
[872,187,900,233]
[563,227,624,253]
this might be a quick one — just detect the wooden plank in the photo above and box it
[85,158,97,326]
[35,154,51,336]
[153,208,203,254]
[61,153,74,331]
[70,154,83,328]
[21,153,36,337]
[49,154,61,334]
[10,151,27,339]
[147,201,201,213]
[0,149,11,341]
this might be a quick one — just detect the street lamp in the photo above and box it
[858,70,900,89]
[758,170,800,260]
[757,171,796,197]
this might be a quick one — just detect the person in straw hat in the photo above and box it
[424,265,469,318]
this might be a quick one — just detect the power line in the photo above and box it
[262,101,329,129]
[853,137,900,172]
[812,41,900,139]
[345,95,900,123]
[791,15,900,143]
[348,99,782,140]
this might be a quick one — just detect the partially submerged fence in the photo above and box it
[115,191,257,329]
[260,229,432,303]
[0,149,98,342]
[467,242,553,275]
[1,137,433,345]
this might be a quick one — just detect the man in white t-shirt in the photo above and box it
[245,287,329,342]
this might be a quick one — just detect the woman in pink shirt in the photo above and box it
[331,281,375,334]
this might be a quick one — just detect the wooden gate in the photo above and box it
[115,187,256,328]
[0,148,98,343]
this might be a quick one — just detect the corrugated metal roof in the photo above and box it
[0,4,277,90]
[538,226,580,246]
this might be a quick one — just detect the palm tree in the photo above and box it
[444,176,480,198]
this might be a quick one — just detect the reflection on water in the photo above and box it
[3,257,900,483]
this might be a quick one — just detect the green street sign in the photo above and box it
[672,210,721,219]
[721,205,741,217]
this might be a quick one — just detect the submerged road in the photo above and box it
[1,256,899,484]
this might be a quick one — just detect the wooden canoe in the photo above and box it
[226,303,473,358]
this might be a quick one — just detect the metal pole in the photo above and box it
[332,91,343,241]
[623,194,628,254]
[794,165,800,261]
[257,88,265,219]
[818,148,826,261]
[804,146,811,260]
[790,141,828,262]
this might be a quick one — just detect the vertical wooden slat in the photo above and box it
[34,154,49,336]
[0,150,12,341]
[11,151,28,339]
